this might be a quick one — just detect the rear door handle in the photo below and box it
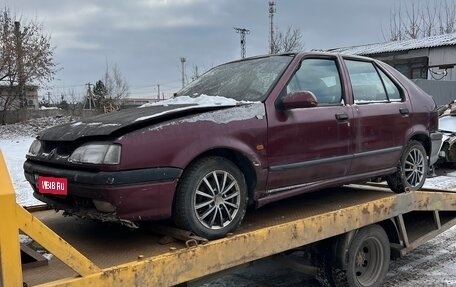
[335,113,349,121]
[399,108,409,115]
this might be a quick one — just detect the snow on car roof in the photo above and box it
[326,33,456,56]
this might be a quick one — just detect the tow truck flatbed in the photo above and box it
[2,150,456,287]
[18,185,456,287]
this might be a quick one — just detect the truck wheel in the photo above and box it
[387,140,428,193]
[173,156,248,240]
[332,225,390,287]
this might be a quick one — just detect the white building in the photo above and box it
[328,33,456,105]
[0,85,39,110]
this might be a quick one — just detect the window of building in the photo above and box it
[386,57,428,79]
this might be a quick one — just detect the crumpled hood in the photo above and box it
[39,103,236,141]
[439,114,456,133]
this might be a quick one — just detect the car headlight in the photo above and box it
[69,143,121,165]
[27,139,42,157]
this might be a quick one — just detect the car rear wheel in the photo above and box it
[173,156,248,239]
[387,140,428,193]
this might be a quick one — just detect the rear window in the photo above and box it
[345,60,402,104]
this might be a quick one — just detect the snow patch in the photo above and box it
[424,170,456,191]
[182,102,265,124]
[147,103,265,131]
[139,95,245,108]
[136,95,260,123]
[20,234,33,245]
[134,106,202,122]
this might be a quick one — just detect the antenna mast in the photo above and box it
[269,1,276,54]
[234,27,250,58]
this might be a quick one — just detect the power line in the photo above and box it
[234,27,250,59]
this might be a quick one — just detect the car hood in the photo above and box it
[39,102,238,141]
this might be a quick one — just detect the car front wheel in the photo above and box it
[173,156,248,239]
[387,140,428,193]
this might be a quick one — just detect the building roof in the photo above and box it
[326,33,456,56]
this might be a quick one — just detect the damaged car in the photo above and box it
[24,52,441,239]
[438,100,456,165]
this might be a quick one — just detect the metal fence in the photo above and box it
[413,79,456,106]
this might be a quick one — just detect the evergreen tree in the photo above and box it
[92,80,108,108]
[93,80,108,99]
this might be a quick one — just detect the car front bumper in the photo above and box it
[24,160,182,222]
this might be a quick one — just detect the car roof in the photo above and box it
[226,51,380,65]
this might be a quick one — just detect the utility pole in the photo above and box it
[83,82,96,110]
[157,84,160,100]
[234,27,250,59]
[180,57,186,88]
[269,1,276,54]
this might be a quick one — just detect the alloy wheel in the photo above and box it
[193,170,241,229]
[404,147,426,188]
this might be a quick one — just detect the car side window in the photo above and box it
[378,69,402,102]
[287,58,343,105]
[345,60,390,104]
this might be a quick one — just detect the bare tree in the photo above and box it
[0,8,56,124]
[439,0,456,34]
[387,6,404,41]
[190,65,200,82]
[103,64,129,100]
[95,63,129,112]
[404,2,421,39]
[421,3,438,37]
[386,0,456,41]
[271,26,304,54]
[63,88,83,117]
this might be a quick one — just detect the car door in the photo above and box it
[342,58,411,175]
[266,57,354,191]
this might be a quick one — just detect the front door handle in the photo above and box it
[399,108,409,115]
[335,113,349,121]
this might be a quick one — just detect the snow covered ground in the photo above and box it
[0,117,76,206]
[1,117,456,286]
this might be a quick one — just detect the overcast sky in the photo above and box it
[7,0,413,100]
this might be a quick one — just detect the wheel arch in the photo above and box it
[408,133,431,157]
[177,148,258,205]
[377,218,400,245]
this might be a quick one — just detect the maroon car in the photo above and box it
[24,52,441,239]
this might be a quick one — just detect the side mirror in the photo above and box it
[279,91,318,110]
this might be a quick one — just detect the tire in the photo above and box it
[332,225,390,287]
[387,140,428,193]
[173,156,248,239]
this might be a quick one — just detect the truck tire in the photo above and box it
[387,140,428,193]
[331,225,390,287]
[173,156,248,240]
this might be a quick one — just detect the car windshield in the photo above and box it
[176,55,293,102]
